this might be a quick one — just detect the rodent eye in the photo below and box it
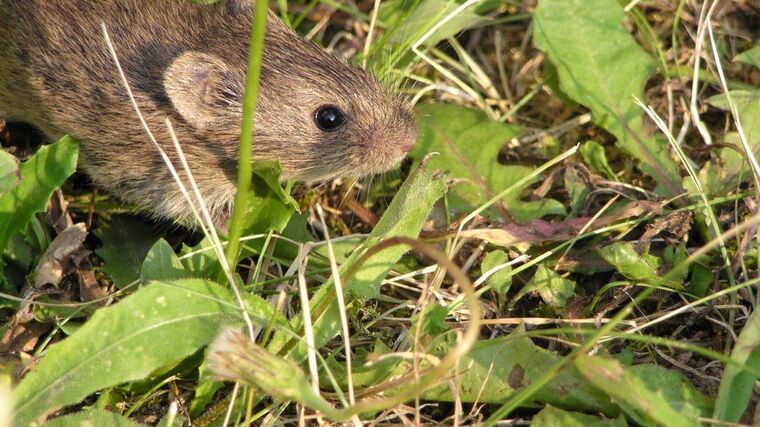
[314,105,346,132]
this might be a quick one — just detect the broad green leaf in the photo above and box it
[598,242,683,289]
[511,264,575,309]
[713,306,760,422]
[564,165,589,218]
[140,239,186,281]
[368,0,498,73]
[575,355,711,427]
[41,409,143,427]
[387,0,492,48]
[188,356,224,418]
[0,150,19,196]
[412,103,565,221]
[180,236,220,279]
[240,160,298,235]
[696,90,760,196]
[481,250,512,305]
[95,215,157,288]
[418,328,617,414]
[12,279,282,426]
[534,0,681,197]
[689,262,712,298]
[532,406,627,427]
[579,141,616,180]
[0,136,78,253]
[735,44,760,69]
[412,303,450,337]
[267,161,446,362]
[318,340,400,389]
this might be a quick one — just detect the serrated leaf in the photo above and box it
[240,160,297,235]
[0,150,19,196]
[412,303,450,337]
[12,279,283,426]
[412,103,565,221]
[417,327,617,414]
[534,0,681,197]
[579,140,616,180]
[512,264,575,309]
[564,165,589,218]
[267,161,447,363]
[735,44,760,68]
[696,90,760,196]
[575,355,710,427]
[532,406,627,427]
[713,305,760,422]
[188,355,224,419]
[40,409,143,427]
[95,215,157,288]
[318,340,400,389]
[0,136,78,254]
[140,239,186,281]
[388,0,492,47]
[481,250,512,305]
[598,241,683,289]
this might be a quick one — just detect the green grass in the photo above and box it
[3,0,760,425]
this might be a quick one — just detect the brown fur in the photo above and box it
[0,0,416,223]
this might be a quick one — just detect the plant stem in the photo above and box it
[223,1,269,278]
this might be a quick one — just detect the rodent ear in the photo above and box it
[164,51,241,130]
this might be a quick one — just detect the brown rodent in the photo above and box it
[0,0,416,224]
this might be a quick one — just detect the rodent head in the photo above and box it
[162,14,416,183]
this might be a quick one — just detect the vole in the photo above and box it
[0,0,417,224]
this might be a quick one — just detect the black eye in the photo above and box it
[314,105,346,132]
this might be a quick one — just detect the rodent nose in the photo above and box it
[401,137,416,153]
[399,129,418,153]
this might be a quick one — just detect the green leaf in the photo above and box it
[579,141,616,180]
[735,44,760,68]
[367,0,497,74]
[0,136,78,253]
[481,250,512,305]
[40,409,143,427]
[12,279,282,426]
[689,262,712,298]
[707,90,760,146]
[696,90,760,196]
[512,264,575,309]
[533,0,681,197]
[0,149,19,196]
[412,103,565,221]
[267,161,446,362]
[598,242,683,289]
[412,303,450,337]
[387,0,492,47]
[95,215,158,288]
[140,239,187,281]
[188,355,224,419]
[417,327,617,414]
[532,406,627,427]
[575,355,711,427]
[241,160,298,235]
[713,306,760,422]
[318,340,400,389]
[564,165,589,218]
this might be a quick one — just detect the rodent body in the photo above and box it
[0,0,416,223]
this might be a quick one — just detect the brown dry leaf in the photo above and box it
[447,200,665,252]
[638,210,693,253]
[78,266,107,303]
[0,289,50,357]
[33,223,87,289]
